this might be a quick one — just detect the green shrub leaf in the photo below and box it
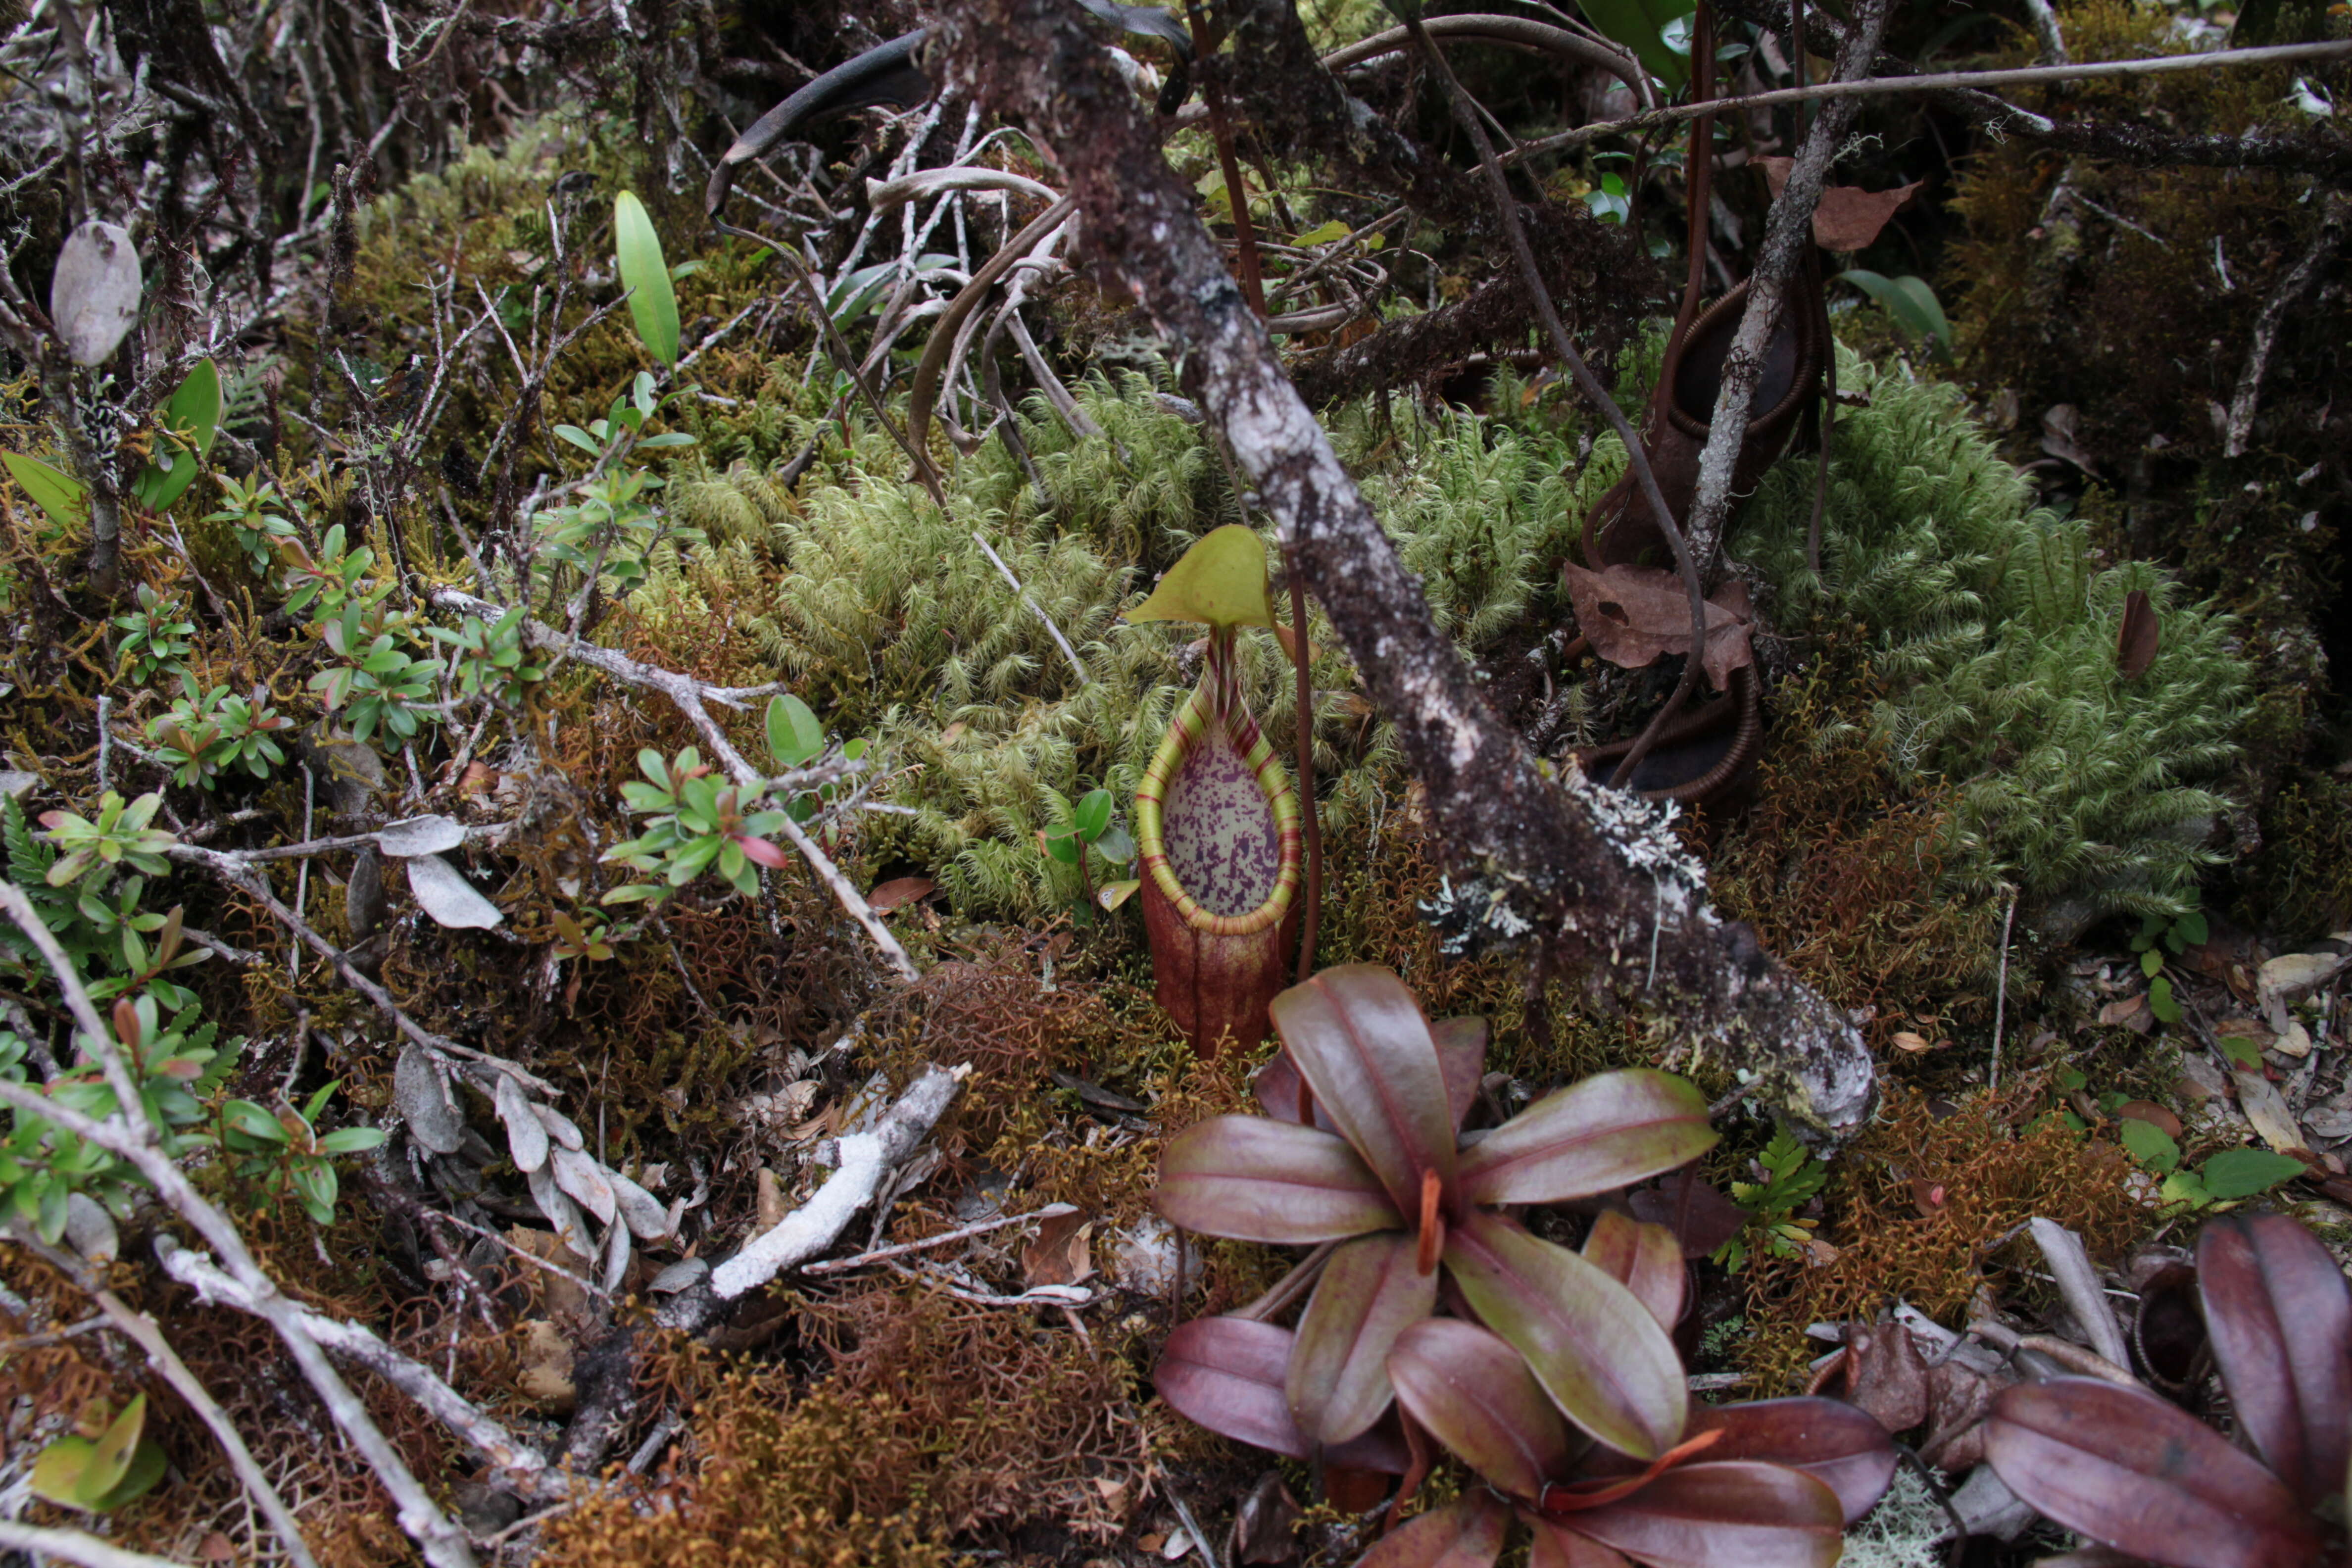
[613,191,680,367]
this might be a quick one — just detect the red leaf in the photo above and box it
[1525,1515,1634,1568]
[1288,1232,1439,1445]
[1459,1070,1716,1207]
[1154,1316,1313,1460]
[1443,1208,1687,1461]
[1561,1462,1844,1568]
[1628,1170,1750,1260]
[1359,1494,1510,1568]
[1674,1399,1897,1525]
[1983,1377,2322,1568]
[1270,966,1457,1218]
[1581,1212,1686,1335]
[2195,1212,2352,1512]
[1253,1049,1331,1130]
[1157,1115,1400,1244]
[733,833,791,869]
[2116,589,2161,680]
[1432,1017,1488,1136]
[1386,1318,1573,1498]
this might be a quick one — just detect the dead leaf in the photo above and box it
[199,1532,236,1563]
[51,221,143,366]
[1231,1471,1303,1565]
[1834,1322,1931,1432]
[2233,1068,2316,1158]
[551,1145,618,1227]
[2097,993,2154,1033]
[2116,588,2160,679]
[1562,562,1754,691]
[1627,1169,1749,1259]
[394,1042,465,1154]
[1891,1030,1932,1053]
[2040,404,2101,477]
[867,876,937,912]
[506,1227,591,1323]
[1023,1208,1096,1288]
[517,1319,576,1413]
[1910,1176,1950,1218]
[2114,1100,2183,1139]
[1756,157,1923,251]
[756,1167,787,1230]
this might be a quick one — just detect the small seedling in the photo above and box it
[1041,787,1137,910]
[1714,1128,1828,1272]
[31,1395,168,1513]
[2130,899,2208,1025]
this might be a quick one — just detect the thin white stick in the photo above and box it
[0,1521,190,1568]
[805,1202,1078,1275]
[971,529,1090,685]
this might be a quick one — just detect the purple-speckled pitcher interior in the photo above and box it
[1163,728,1280,917]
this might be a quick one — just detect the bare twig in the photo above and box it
[0,883,481,1568]
[429,588,918,981]
[1682,0,1890,579]
[803,1201,1076,1274]
[1400,16,1709,790]
[160,844,562,1095]
[2225,191,2347,458]
[699,1064,968,1302]
[1506,38,2352,163]
[157,1237,571,1504]
[9,1229,320,1568]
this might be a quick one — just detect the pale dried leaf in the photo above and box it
[517,1319,576,1411]
[51,221,142,366]
[495,1073,549,1174]
[551,1145,618,1227]
[2234,1069,2315,1158]
[535,1103,587,1151]
[376,814,467,857]
[405,853,503,929]
[528,1164,596,1260]
[394,1043,464,1154]
[607,1167,671,1240]
[649,1258,708,1294]
[64,1193,118,1264]
[601,1212,632,1296]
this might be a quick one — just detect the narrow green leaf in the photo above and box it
[4,451,91,529]
[614,191,681,367]
[1837,270,1953,358]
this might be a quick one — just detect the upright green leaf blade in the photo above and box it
[614,191,681,367]
[767,695,825,768]
[4,451,90,529]
[76,1395,146,1506]
[1838,270,1953,359]
[135,358,222,511]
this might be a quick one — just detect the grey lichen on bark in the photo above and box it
[935,0,1875,1140]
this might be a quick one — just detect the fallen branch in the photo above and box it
[430,587,919,981]
[2027,1216,2133,1374]
[157,1236,572,1505]
[803,1200,1076,1275]
[0,882,480,1568]
[941,0,1876,1139]
[2225,189,2347,458]
[708,1064,968,1300]
[1508,38,2352,164]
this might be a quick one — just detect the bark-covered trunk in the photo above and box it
[936,0,1876,1139]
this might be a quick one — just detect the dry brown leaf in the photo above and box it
[2233,1068,2316,1158]
[1891,1030,1932,1053]
[1023,1208,1096,1288]
[2114,1100,2183,1140]
[1231,1471,1303,1565]
[756,1167,787,1231]
[1756,156,1924,251]
[518,1319,577,1413]
[2097,993,2154,1033]
[1562,562,1754,691]
[867,875,937,912]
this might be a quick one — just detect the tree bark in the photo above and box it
[936,0,1875,1139]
